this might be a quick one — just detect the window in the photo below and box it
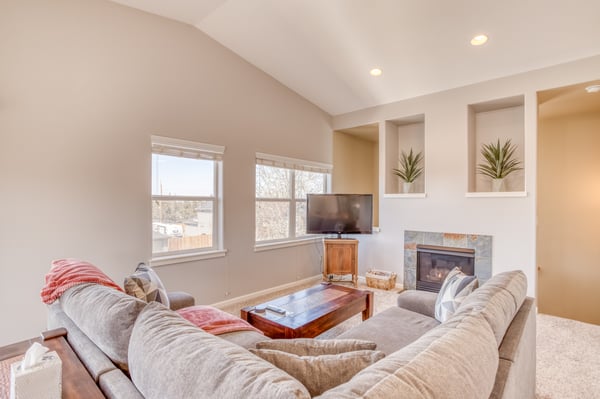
[151,136,224,258]
[255,153,331,243]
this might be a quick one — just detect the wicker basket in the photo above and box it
[365,269,397,290]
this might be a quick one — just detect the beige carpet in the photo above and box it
[218,281,600,398]
[535,313,600,399]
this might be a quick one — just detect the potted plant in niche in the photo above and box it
[392,148,424,193]
[477,138,523,192]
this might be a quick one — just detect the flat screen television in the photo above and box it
[306,194,373,237]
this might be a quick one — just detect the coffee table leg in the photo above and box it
[362,291,374,320]
[240,308,250,322]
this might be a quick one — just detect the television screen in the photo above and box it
[306,194,373,235]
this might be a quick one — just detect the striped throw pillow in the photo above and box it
[434,267,478,322]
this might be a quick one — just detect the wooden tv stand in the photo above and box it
[323,238,358,287]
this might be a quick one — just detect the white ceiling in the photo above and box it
[110,0,600,116]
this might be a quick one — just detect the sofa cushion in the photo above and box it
[47,302,117,381]
[60,283,146,370]
[455,270,527,346]
[492,297,536,399]
[219,330,271,350]
[337,306,440,355]
[124,263,170,308]
[316,311,499,399]
[128,302,310,399]
[255,338,377,356]
[435,267,478,322]
[396,289,438,318]
[166,291,195,311]
[498,297,535,362]
[98,369,144,399]
[250,348,385,397]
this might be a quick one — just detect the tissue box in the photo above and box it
[10,351,62,399]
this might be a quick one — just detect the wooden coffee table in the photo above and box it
[240,283,373,339]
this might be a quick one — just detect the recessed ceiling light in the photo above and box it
[370,68,382,77]
[470,34,488,46]
[585,85,600,93]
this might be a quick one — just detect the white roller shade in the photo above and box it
[256,152,332,174]
[152,135,225,160]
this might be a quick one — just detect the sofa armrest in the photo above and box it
[168,291,195,311]
[397,290,437,318]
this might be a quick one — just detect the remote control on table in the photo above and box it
[266,305,287,314]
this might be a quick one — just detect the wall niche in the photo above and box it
[467,95,525,194]
[384,114,425,197]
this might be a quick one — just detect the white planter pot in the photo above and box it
[403,182,413,193]
[492,178,505,192]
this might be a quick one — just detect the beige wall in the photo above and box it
[333,55,600,295]
[0,0,331,345]
[332,132,379,226]
[537,111,600,324]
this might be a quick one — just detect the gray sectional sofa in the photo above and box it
[47,270,535,398]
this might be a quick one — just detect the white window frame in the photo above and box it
[255,152,332,249]
[150,135,226,265]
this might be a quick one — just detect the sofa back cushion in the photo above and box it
[316,311,499,399]
[255,338,378,356]
[47,302,117,381]
[455,270,527,346]
[60,283,147,369]
[128,302,311,399]
[250,348,385,396]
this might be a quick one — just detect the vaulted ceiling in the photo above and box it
[110,0,600,116]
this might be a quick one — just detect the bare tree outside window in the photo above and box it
[256,162,328,243]
[152,147,221,255]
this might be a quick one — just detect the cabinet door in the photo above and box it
[325,243,355,274]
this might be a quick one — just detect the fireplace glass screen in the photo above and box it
[416,245,475,293]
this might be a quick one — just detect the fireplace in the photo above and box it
[416,244,475,293]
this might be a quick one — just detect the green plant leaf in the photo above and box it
[392,148,424,182]
[476,139,523,179]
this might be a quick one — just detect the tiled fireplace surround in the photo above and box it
[404,230,493,290]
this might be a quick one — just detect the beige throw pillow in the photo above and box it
[249,348,385,396]
[124,263,170,308]
[255,338,377,356]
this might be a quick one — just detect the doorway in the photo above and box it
[333,123,379,227]
[537,80,600,325]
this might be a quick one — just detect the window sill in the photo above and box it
[254,237,323,252]
[150,249,228,267]
[383,193,427,199]
[465,191,528,198]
